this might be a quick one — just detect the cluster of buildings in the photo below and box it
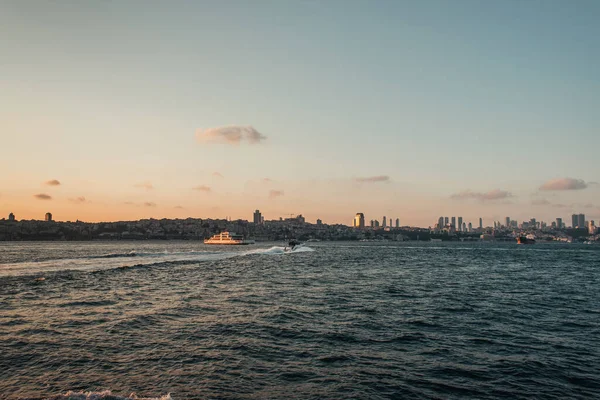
[2,210,598,242]
[352,213,401,229]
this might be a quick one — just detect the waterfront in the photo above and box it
[1,241,599,399]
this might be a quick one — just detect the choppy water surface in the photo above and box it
[1,241,599,399]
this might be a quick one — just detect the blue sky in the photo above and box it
[1,0,599,225]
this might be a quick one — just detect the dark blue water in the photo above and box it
[1,241,599,399]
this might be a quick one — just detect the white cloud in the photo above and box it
[269,190,284,199]
[196,125,266,145]
[355,175,390,183]
[451,189,513,201]
[539,178,587,191]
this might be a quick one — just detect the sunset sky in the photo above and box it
[1,1,599,226]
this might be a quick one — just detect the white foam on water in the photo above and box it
[0,245,315,276]
[45,390,171,400]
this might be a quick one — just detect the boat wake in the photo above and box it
[41,390,171,400]
[0,245,315,277]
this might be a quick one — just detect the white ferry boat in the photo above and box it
[204,231,255,245]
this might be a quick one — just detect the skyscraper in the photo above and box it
[572,214,578,228]
[458,217,463,232]
[462,222,466,232]
[468,222,472,232]
[8,213,15,222]
[451,217,456,230]
[395,218,400,228]
[382,216,387,227]
[556,218,562,229]
[479,218,483,229]
[505,217,510,228]
[438,216,444,228]
[253,209,262,224]
[578,214,585,229]
[45,212,52,222]
[444,217,449,226]
[353,213,365,228]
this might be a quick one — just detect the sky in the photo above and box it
[1,0,599,226]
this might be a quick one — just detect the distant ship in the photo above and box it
[204,232,255,245]
[517,236,536,245]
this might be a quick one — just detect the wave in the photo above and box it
[0,246,315,277]
[40,390,171,400]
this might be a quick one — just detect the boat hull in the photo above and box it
[204,239,255,245]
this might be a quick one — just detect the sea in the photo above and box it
[1,241,599,399]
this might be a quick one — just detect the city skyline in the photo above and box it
[1,2,599,226]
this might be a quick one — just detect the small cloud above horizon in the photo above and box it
[539,177,588,191]
[134,182,154,190]
[34,193,52,200]
[144,202,156,207]
[196,125,267,145]
[531,198,551,206]
[193,185,211,192]
[451,189,513,201]
[45,179,61,186]
[269,190,284,199]
[69,196,88,204]
[355,175,390,183]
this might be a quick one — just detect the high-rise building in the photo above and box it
[462,222,466,232]
[468,222,472,232]
[556,218,562,229]
[370,220,374,228]
[395,218,400,228]
[578,214,585,229]
[374,220,380,228]
[444,217,449,226]
[8,213,15,222]
[316,219,322,225]
[572,214,578,228]
[458,217,463,232]
[438,217,444,229]
[589,221,597,235]
[382,216,387,227]
[45,212,52,222]
[451,217,456,230]
[353,213,365,228]
[505,217,510,228]
[479,218,483,229]
[253,209,262,225]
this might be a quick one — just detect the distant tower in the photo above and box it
[451,217,456,230]
[382,216,387,227]
[8,213,15,222]
[458,217,463,232]
[395,218,400,228]
[572,214,578,228]
[316,219,322,225]
[462,222,466,232]
[438,216,444,228]
[578,214,585,229]
[468,222,472,232]
[444,217,449,226]
[253,209,262,225]
[589,221,597,235]
[353,213,365,228]
[505,217,510,228]
[479,218,483,229]
[556,218,562,229]
[374,220,380,228]
[45,212,53,222]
